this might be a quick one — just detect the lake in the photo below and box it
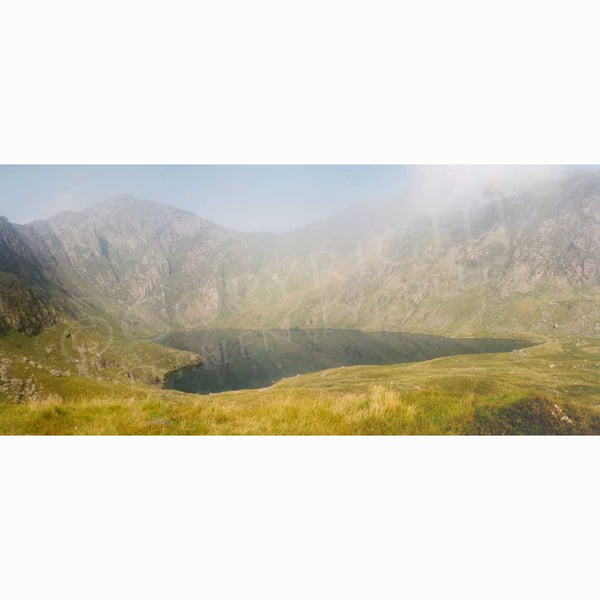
[159,329,534,394]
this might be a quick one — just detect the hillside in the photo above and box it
[215,169,600,337]
[0,217,60,334]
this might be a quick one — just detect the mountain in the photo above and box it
[211,168,600,337]
[19,195,260,335]
[0,217,59,334]
[1,169,600,343]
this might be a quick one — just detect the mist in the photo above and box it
[399,165,572,215]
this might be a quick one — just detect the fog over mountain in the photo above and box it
[2,165,569,232]
[1,165,599,339]
[402,165,569,212]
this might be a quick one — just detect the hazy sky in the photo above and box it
[0,165,410,232]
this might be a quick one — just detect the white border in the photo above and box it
[1,437,598,599]
[2,0,600,598]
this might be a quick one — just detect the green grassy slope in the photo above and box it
[1,337,598,434]
[0,318,199,402]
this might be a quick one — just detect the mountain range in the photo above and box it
[2,168,600,340]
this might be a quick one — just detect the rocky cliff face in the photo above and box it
[20,196,259,334]
[0,218,57,335]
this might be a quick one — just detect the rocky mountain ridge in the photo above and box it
[1,171,600,339]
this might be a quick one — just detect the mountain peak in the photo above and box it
[41,194,220,236]
[88,194,195,218]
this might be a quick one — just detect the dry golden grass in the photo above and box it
[1,337,599,435]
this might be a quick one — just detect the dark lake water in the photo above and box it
[159,329,534,395]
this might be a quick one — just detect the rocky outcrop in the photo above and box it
[0,357,42,402]
[0,280,56,335]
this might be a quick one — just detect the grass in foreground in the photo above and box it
[0,337,599,435]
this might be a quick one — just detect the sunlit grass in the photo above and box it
[1,333,599,435]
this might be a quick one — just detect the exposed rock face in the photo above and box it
[0,218,57,335]
[0,280,56,335]
[20,195,256,334]
[0,357,42,402]
[40,196,216,298]
[0,216,46,281]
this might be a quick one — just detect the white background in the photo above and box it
[1,1,600,598]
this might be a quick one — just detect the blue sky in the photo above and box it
[0,165,409,232]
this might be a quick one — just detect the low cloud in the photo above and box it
[403,165,569,213]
